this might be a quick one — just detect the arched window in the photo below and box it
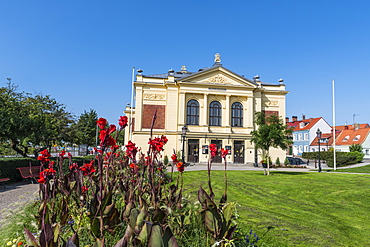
[186,100,199,125]
[209,101,221,126]
[231,102,243,127]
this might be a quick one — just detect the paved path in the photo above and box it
[0,182,39,227]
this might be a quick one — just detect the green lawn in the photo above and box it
[182,170,370,247]
[332,164,370,174]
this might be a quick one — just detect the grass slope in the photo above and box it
[182,170,370,247]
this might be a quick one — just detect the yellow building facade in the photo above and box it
[124,54,288,164]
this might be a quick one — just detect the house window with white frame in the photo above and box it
[304,133,308,140]
[299,145,303,153]
[293,134,297,141]
[304,145,309,152]
[298,133,302,140]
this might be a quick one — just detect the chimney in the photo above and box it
[292,116,298,122]
[344,125,349,130]
[286,117,289,123]
[302,114,306,120]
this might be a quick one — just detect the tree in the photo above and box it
[349,144,363,153]
[251,111,293,175]
[73,109,98,146]
[0,84,75,157]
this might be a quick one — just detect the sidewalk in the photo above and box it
[170,160,370,172]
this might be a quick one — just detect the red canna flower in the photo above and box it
[108,124,116,135]
[126,141,138,159]
[69,163,79,171]
[176,162,185,172]
[59,150,66,157]
[119,116,128,129]
[148,136,168,152]
[80,160,96,176]
[38,172,46,184]
[220,148,229,159]
[209,144,218,158]
[171,153,178,163]
[82,186,89,193]
[96,117,107,129]
[38,149,51,163]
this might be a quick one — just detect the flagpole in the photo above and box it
[130,67,135,141]
[332,79,337,170]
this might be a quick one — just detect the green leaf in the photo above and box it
[163,226,179,247]
[152,208,165,223]
[129,208,140,229]
[148,223,164,247]
[24,227,40,247]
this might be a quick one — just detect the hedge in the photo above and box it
[302,151,365,168]
[0,156,96,182]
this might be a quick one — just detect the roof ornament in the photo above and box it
[181,65,187,73]
[214,53,221,63]
[213,53,222,67]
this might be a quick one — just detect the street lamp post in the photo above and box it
[181,125,188,164]
[316,128,322,172]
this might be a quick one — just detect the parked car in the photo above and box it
[287,157,305,165]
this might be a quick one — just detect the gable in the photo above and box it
[177,66,257,88]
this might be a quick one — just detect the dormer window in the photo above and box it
[353,135,361,141]
[299,122,308,128]
[343,135,350,142]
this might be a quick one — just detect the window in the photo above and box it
[304,133,308,140]
[299,145,303,153]
[298,133,302,140]
[304,145,309,152]
[209,101,221,126]
[231,102,243,127]
[353,135,361,141]
[186,100,199,125]
[343,135,350,142]
[293,134,297,141]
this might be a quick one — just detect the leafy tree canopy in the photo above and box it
[251,111,293,174]
[0,84,75,157]
[72,109,98,146]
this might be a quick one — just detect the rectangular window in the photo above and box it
[298,134,302,140]
[304,145,309,152]
[293,134,297,141]
[304,133,308,140]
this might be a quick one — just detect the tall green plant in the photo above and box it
[197,144,237,246]
[23,115,185,246]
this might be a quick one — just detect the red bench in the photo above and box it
[16,166,42,183]
[0,178,10,188]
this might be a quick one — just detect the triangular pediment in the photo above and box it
[177,66,257,88]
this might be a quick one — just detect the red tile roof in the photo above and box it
[335,124,369,131]
[287,117,322,131]
[335,128,370,146]
[311,133,334,146]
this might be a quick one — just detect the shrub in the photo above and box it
[349,144,363,152]
[163,154,169,165]
[276,157,281,166]
[284,157,289,165]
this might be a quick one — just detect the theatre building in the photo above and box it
[124,54,288,164]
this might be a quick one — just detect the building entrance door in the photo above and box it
[211,140,222,163]
[187,139,199,163]
[233,141,244,163]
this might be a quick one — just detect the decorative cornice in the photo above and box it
[143,94,166,100]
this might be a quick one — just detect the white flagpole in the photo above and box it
[332,79,337,170]
[130,67,135,141]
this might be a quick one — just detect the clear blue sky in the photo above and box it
[1,0,369,126]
